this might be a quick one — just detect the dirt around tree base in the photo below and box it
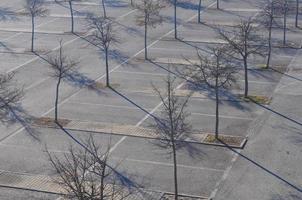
[203,134,247,148]
[32,117,71,128]
[161,193,206,200]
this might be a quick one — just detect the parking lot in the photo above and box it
[0,0,301,199]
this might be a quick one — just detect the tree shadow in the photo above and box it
[55,122,140,189]
[184,81,250,111]
[161,15,185,25]
[147,59,250,111]
[64,71,104,95]
[0,103,40,141]
[247,68,282,83]
[176,37,216,53]
[0,41,13,52]
[275,123,302,146]
[109,86,159,122]
[106,48,129,64]
[167,0,199,10]
[74,32,129,64]
[147,59,179,77]
[248,97,302,128]
[269,67,302,82]
[112,20,144,37]
[218,138,302,195]
[109,85,206,159]
[270,192,302,200]
[0,7,19,21]
[34,51,104,95]
[105,0,129,8]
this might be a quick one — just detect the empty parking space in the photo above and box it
[0,0,301,199]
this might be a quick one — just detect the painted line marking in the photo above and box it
[0,8,138,143]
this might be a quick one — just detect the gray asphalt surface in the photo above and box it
[0,0,301,199]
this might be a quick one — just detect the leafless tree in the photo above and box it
[259,0,278,68]
[217,0,220,9]
[66,0,81,33]
[218,18,265,97]
[47,135,130,200]
[47,41,78,123]
[135,0,163,59]
[280,0,290,45]
[184,47,236,139]
[87,16,117,87]
[151,72,191,200]
[274,0,295,45]
[0,73,23,121]
[24,0,47,52]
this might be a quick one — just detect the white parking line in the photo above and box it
[191,112,253,120]
[67,101,153,111]
[41,0,218,120]
[2,18,59,42]
[66,101,253,120]
[208,7,267,200]
[117,157,225,172]
[0,142,224,173]
[150,47,197,53]
[114,70,167,76]
[6,8,137,74]
[0,8,138,143]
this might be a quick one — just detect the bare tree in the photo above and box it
[280,0,290,45]
[218,18,265,97]
[48,135,130,200]
[24,0,47,52]
[135,0,163,60]
[184,47,236,139]
[0,73,23,121]
[274,0,293,45]
[66,0,81,33]
[47,41,78,123]
[217,0,220,9]
[259,0,278,68]
[87,16,117,87]
[152,72,191,200]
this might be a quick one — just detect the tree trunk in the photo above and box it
[296,0,299,27]
[266,17,273,68]
[283,5,287,46]
[172,141,178,200]
[144,15,148,60]
[215,81,219,139]
[55,77,61,123]
[101,0,107,18]
[69,1,74,33]
[31,15,35,52]
[217,0,219,9]
[100,163,106,199]
[244,57,248,97]
[174,0,177,39]
[198,0,202,23]
[105,48,109,86]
